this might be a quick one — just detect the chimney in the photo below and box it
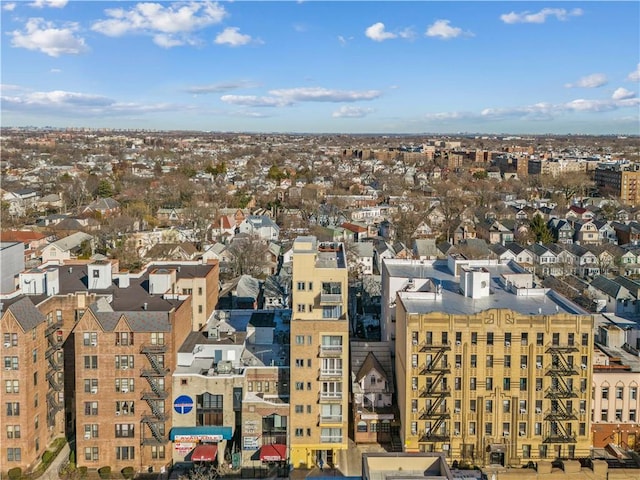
[142,302,148,310]
[119,271,130,289]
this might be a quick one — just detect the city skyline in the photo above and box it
[1,1,639,135]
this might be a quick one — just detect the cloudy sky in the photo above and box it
[1,1,639,134]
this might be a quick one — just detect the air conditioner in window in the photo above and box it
[412,385,417,390]
[503,432,510,437]
[121,366,128,370]
[454,430,460,436]
[5,367,11,371]
[115,411,120,416]
[121,388,128,393]
[580,409,586,414]
[412,339,418,345]
[456,341,461,346]
[519,431,526,437]
[412,407,417,413]
[454,408,461,413]
[505,341,511,347]
[536,363,542,369]
[536,387,542,391]
[91,387,98,394]
[521,364,527,369]
[4,343,10,348]
[84,432,91,439]
[581,364,587,370]
[455,363,461,369]
[535,408,542,414]
[520,408,527,414]
[91,341,97,346]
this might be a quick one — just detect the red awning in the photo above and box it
[259,443,286,462]
[191,444,218,462]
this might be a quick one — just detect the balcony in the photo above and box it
[319,415,343,425]
[320,435,343,443]
[319,345,343,357]
[319,369,343,379]
[320,293,342,305]
[319,392,343,402]
[45,320,63,337]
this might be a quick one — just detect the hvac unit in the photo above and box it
[520,409,527,414]
[505,341,511,347]
[536,408,542,414]
[84,433,91,439]
[91,387,97,394]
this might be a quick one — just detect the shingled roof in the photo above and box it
[5,297,46,332]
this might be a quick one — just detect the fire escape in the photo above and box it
[140,344,169,445]
[418,341,451,443]
[45,320,64,427]
[544,342,579,444]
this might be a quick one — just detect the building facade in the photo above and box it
[289,237,349,469]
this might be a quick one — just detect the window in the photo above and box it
[505,332,511,346]
[469,422,476,435]
[582,333,589,346]
[151,332,165,345]
[198,287,203,296]
[83,332,98,346]
[503,378,511,390]
[196,393,223,426]
[486,355,493,368]
[470,400,476,412]
[4,356,18,370]
[33,372,37,386]
[486,378,493,391]
[630,410,637,422]
[523,445,531,459]
[116,447,135,460]
[85,424,99,439]
[116,401,136,416]
[295,359,304,367]
[602,387,609,399]
[503,400,510,413]
[616,386,624,399]
[485,400,493,413]
[631,387,638,400]
[295,382,304,391]
[6,402,19,416]
[7,448,21,462]
[115,424,135,438]
[520,355,528,368]
[455,377,462,391]
[295,335,304,345]
[297,282,305,291]
[115,355,134,370]
[536,332,544,346]
[568,333,575,346]
[521,332,528,345]
[115,332,133,346]
[84,356,98,369]
[322,305,342,319]
[485,423,493,435]
[601,409,608,421]
[539,445,547,458]
[455,332,462,344]
[487,332,494,345]
[198,305,203,314]
[295,428,303,437]
[616,409,623,421]
[297,304,306,313]
[84,379,99,393]
[84,401,99,416]
[411,331,419,345]
[116,378,134,393]
[151,445,165,459]
[470,355,477,368]
[85,447,99,461]
[520,378,527,391]
[5,380,19,394]
[295,405,303,414]
[471,332,477,345]
[504,355,511,368]
[470,377,476,390]
[7,425,20,438]
[33,349,37,363]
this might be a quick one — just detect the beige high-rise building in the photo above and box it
[390,256,594,466]
[289,236,349,469]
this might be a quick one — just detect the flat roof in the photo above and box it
[391,261,588,317]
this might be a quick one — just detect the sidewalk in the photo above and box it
[41,443,70,480]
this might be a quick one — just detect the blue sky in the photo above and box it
[1,1,639,134]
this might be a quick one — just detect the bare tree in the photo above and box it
[227,235,271,278]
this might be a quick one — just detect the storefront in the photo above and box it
[169,426,233,464]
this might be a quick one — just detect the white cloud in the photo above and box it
[398,27,416,40]
[0,84,25,92]
[50,68,61,73]
[3,3,16,11]
[220,95,287,107]
[338,35,353,46]
[332,106,374,118]
[92,1,226,47]
[612,88,636,100]
[565,73,608,88]
[628,63,640,82]
[500,8,583,24]
[365,22,397,42]
[214,27,253,47]
[425,20,469,39]
[10,18,88,57]
[30,0,68,8]
[185,81,259,94]
[221,86,382,107]
[1,88,185,116]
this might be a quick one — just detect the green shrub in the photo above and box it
[121,467,135,479]
[42,450,54,465]
[78,466,88,478]
[98,466,111,479]
[69,450,76,464]
[8,467,22,480]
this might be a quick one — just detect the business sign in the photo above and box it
[174,434,223,443]
[243,420,258,434]
[243,437,259,450]
[174,442,195,454]
[174,395,194,414]
[360,413,394,420]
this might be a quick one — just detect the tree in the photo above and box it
[226,235,271,278]
[529,214,554,244]
[95,179,113,198]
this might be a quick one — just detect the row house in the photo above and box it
[612,222,640,246]
[475,220,514,246]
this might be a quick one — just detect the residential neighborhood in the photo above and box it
[1,128,640,480]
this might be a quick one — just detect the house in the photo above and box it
[588,275,635,316]
[341,222,368,242]
[352,242,375,275]
[504,242,535,267]
[549,218,574,244]
[526,243,560,276]
[262,274,290,309]
[41,231,94,263]
[412,221,434,239]
[567,205,595,222]
[82,197,121,217]
[144,242,199,261]
[1,187,40,217]
[573,220,600,246]
[475,219,514,245]
[238,215,280,241]
[351,343,395,445]
[0,230,48,262]
[488,243,516,264]
[612,221,640,246]
[156,207,184,224]
[594,220,618,245]
[412,238,439,260]
[565,243,599,278]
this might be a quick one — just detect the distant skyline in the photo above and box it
[1,1,639,135]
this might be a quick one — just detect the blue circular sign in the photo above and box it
[174,395,194,414]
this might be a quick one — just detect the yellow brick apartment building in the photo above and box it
[289,236,349,469]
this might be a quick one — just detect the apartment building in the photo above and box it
[591,315,640,449]
[289,236,349,469]
[594,163,640,206]
[1,258,219,474]
[391,256,594,466]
